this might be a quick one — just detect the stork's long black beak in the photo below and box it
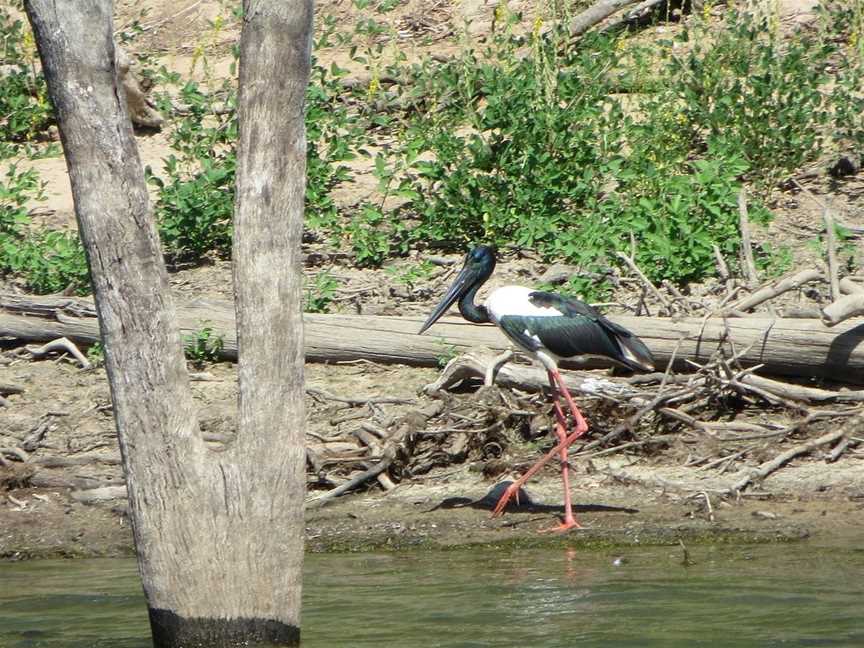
[418,264,475,334]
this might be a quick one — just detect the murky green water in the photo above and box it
[2,542,863,647]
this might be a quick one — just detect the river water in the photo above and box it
[2,541,862,647]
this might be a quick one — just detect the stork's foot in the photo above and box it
[538,517,582,534]
[491,482,524,517]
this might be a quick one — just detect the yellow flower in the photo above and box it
[494,2,508,24]
[532,16,543,39]
[367,76,380,101]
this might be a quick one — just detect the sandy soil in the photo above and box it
[4,452,864,559]
[2,357,863,559]
[1,0,863,559]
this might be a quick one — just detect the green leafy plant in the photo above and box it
[305,270,339,313]
[435,338,459,368]
[670,9,835,188]
[386,260,434,290]
[348,203,392,266]
[86,341,104,366]
[0,165,90,294]
[149,46,369,262]
[2,230,90,294]
[362,7,856,293]
[184,326,224,366]
[0,7,54,156]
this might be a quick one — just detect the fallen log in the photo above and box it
[542,0,639,40]
[1,294,863,383]
[822,292,864,327]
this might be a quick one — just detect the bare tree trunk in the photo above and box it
[229,0,313,639]
[24,1,310,646]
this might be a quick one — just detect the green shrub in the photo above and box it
[373,8,854,295]
[150,56,366,261]
[305,270,339,313]
[670,10,834,187]
[183,325,224,366]
[1,230,89,294]
[0,165,90,294]
[0,7,54,155]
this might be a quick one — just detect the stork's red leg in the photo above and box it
[550,368,588,437]
[537,373,581,532]
[492,371,589,524]
[535,419,582,532]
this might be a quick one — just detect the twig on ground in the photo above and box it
[839,277,864,296]
[615,251,671,313]
[574,434,678,458]
[726,411,864,493]
[713,244,736,298]
[306,387,415,406]
[739,374,864,404]
[0,447,29,462]
[827,435,852,463]
[738,189,759,288]
[599,0,670,34]
[305,402,444,506]
[305,455,395,510]
[730,269,823,312]
[697,449,749,472]
[542,0,640,40]
[822,207,841,301]
[657,407,777,438]
[131,0,206,34]
[25,337,91,369]
[485,349,514,387]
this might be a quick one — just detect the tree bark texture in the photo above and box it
[23,1,311,645]
[3,295,863,384]
[227,0,314,641]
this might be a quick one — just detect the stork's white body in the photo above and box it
[486,286,562,320]
[485,285,565,372]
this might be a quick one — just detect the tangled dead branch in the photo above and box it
[299,328,862,507]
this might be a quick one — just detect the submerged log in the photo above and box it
[1,294,863,383]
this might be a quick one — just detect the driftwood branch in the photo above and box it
[727,411,864,493]
[840,277,864,296]
[740,374,864,404]
[738,189,759,287]
[306,401,444,508]
[821,293,864,327]
[615,251,671,313]
[822,208,841,301]
[423,349,638,399]
[542,0,639,39]
[25,336,91,369]
[599,0,670,34]
[730,269,823,312]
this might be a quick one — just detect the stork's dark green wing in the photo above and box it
[498,313,625,361]
[497,291,655,371]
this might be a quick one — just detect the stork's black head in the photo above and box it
[467,244,497,275]
[418,245,497,334]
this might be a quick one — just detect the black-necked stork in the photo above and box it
[419,245,655,532]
